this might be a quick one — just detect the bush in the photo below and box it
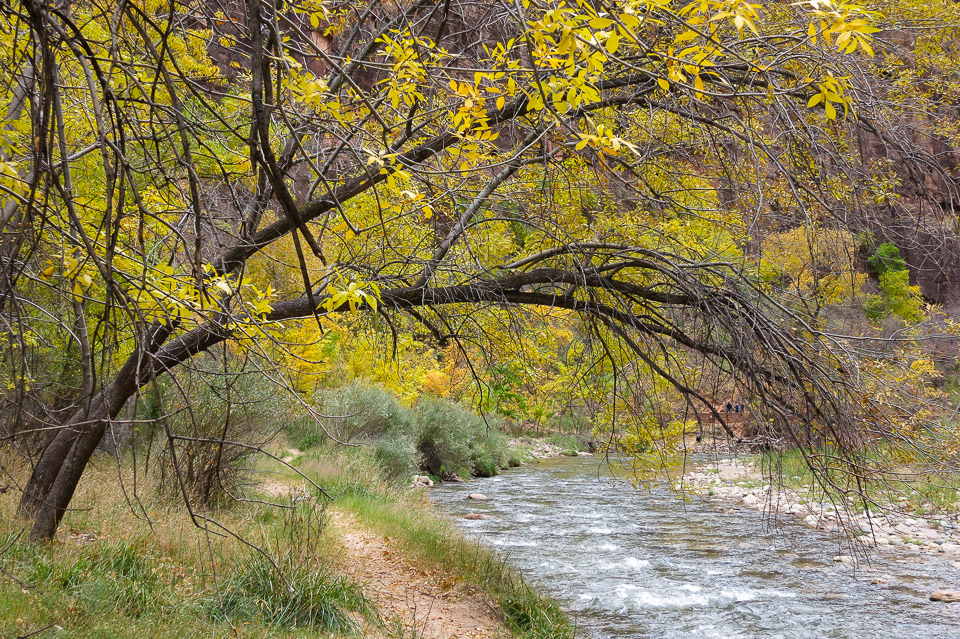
[158,360,277,507]
[374,432,421,480]
[414,398,509,479]
[316,382,414,443]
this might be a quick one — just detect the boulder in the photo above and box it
[467,493,488,500]
[930,590,960,603]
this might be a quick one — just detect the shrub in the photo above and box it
[414,398,510,479]
[415,397,476,478]
[317,382,414,443]
[374,432,421,480]
[158,358,277,507]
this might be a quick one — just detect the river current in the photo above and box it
[430,455,960,638]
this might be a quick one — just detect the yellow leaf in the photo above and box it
[606,33,620,54]
[657,77,670,91]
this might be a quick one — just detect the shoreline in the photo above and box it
[678,456,960,569]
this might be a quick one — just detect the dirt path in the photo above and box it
[330,511,505,639]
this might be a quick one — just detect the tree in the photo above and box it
[0,0,949,540]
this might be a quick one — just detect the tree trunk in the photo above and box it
[18,323,172,540]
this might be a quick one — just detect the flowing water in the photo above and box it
[430,455,960,638]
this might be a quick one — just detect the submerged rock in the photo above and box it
[464,512,497,520]
[468,493,488,500]
[930,590,960,603]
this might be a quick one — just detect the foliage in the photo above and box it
[316,382,414,443]
[1,0,957,551]
[414,397,507,480]
[862,243,925,323]
[156,356,278,506]
[868,242,909,277]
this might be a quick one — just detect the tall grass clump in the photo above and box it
[212,551,374,633]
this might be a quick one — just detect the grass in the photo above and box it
[0,454,373,639]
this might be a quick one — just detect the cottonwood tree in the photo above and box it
[0,0,948,540]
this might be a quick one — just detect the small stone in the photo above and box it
[467,493,488,500]
[872,577,889,584]
[833,555,853,564]
[463,513,498,520]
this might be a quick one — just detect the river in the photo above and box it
[429,455,960,638]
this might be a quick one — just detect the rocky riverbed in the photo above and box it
[678,457,960,566]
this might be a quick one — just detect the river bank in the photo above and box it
[0,440,573,639]
[677,456,960,569]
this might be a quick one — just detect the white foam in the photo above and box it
[623,557,650,569]
[607,585,796,610]
[589,526,613,534]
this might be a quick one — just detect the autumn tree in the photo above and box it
[0,0,950,540]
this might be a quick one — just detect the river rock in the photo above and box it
[467,493,488,500]
[464,513,497,521]
[411,475,434,487]
[742,494,759,507]
[931,590,960,603]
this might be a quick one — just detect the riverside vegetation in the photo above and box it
[0,380,580,638]
[679,448,960,567]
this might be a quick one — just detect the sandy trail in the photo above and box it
[330,511,505,639]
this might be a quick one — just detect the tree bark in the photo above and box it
[18,323,172,539]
